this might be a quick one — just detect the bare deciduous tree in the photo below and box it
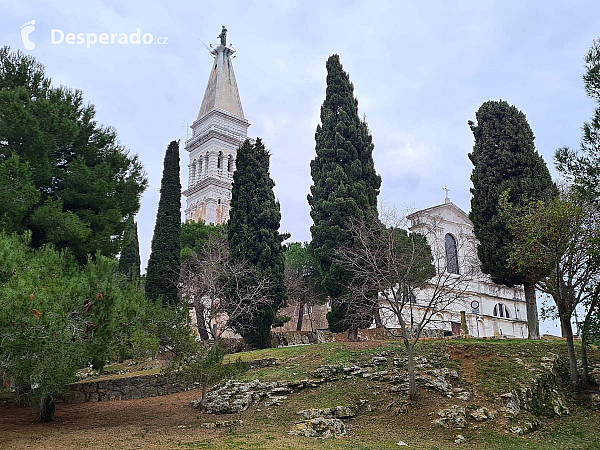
[180,234,272,346]
[335,209,476,400]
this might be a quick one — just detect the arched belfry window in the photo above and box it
[204,153,209,171]
[445,233,459,274]
[227,154,233,172]
[493,303,510,319]
[217,151,223,169]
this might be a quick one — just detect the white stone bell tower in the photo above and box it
[183,26,250,224]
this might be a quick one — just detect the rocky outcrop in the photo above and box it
[192,379,322,413]
[497,353,569,418]
[289,417,346,438]
[290,405,355,439]
[297,406,355,420]
[433,405,467,428]
[469,407,496,421]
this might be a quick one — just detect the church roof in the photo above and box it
[407,201,473,226]
[198,46,245,120]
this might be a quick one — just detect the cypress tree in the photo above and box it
[227,138,287,348]
[468,100,555,339]
[145,140,181,306]
[118,216,141,280]
[307,54,381,338]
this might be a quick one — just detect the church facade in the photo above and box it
[182,27,249,225]
[400,196,529,338]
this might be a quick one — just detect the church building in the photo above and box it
[402,193,529,338]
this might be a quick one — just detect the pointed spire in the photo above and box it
[198,29,244,120]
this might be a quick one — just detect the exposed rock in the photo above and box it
[433,406,467,428]
[297,406,355,420]
[590,393,600,409]
[192,379,286,413]
[289,417,346,439]
[312,364,366,380]
[75,366,95,380]
[509,419,539,436]
[418,372,453,397]
[192,378,322,413]
[454,434,466,444]
[469,407,496,421]
[455,390,471,402]
[200,419,243,429]
[497,354,570,419]
[371,356,388,365]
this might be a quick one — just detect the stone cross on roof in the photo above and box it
[443,185,451,203]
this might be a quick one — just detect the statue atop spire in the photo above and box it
[218,26,227,46]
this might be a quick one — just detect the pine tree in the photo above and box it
[118,216,141,280]
[145,141,181,306]
[0,47,147,262]
[307,54,381,338]
[227,138,287,348]
[468,100,555,339]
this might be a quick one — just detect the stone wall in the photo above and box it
[65,372,196,404]
[64,358,279,404]
[270,330,332,348]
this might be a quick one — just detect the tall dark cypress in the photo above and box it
[468,100,555,339]
[227,138,287,348]
[118,216,141,280]
[307,54,381,337]
[145,141,181,306]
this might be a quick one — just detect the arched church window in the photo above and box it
[204,153,209,171]
[217,151,223,169]
[493,303,510,319]
[228,154,233,172]
[197,158,202,173]
[445,233,459,274]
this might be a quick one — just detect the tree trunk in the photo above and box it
[560,311,579,385]
[296,302,305,331]
[348,328,359,342]
[374,307,383,328]
[560,319,567,338]
[195,302,210,340]
[406,342,418,401]
[524,283,540,339]
[213,323,219,346]
[40,397,55,423]
[200,383,208,411]
[581,334,590,386]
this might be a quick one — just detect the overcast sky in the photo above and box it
[2,0,600,335]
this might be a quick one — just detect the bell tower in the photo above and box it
[183,26,250,224]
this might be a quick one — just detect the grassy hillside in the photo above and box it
[1,339,599,449]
